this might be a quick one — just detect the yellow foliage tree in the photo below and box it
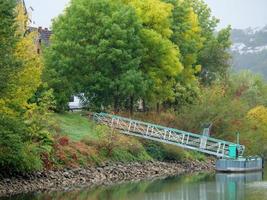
[1,2,42,116]
[122,0,173,38]
[246,106,267,156]
[0,0,48,172]
[15,0,28,35]
[247,106,267,126]
[9,32,42,109]
[121,0,183,105]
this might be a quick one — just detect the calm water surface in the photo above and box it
[3,164,267,200]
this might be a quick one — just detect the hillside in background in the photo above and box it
[231,25,267,79]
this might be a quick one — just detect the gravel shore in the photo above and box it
[0,159,215,197]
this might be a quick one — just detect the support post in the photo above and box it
[236,132,240,145]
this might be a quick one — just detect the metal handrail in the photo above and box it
[93,112,245,158]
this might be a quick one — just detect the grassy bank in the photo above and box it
[47,112,205,169]
[48,112,152,169]
[52,112,101,141]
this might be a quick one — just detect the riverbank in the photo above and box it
[0,159,215,197]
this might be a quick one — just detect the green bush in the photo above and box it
[162,145,189,161]
[143,141,166,161]
[142,139,208,162]
[143,141,188,162]
[82,127,151,163]
[0,114,43,172]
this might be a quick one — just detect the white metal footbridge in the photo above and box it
[93,113,245,159]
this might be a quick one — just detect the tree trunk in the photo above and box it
[130,96,134,116]
[156,102,160,114]
[114,95,119,114]
[142,99,146,113]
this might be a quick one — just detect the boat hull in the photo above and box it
[216,157,263,172]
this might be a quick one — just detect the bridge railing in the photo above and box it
[93,113,245,158]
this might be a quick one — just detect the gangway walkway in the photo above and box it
[93,113,245,158]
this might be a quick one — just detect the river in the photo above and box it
[2,164,267,200]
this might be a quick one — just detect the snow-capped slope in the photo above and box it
[231,26,267,53]
[231,43,267,55]
[231,25,267,79]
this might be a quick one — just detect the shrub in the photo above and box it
[243,106,267,157]
[142,140,206,162]
[142,141,166,161]
[162,145,189,161]
[82,126,151,162]
[0,114,43,172]
[49,136,99,168]
[58,136,69,146]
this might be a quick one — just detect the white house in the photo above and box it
[68,95,85,110]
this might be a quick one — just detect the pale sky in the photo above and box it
[24,0,267,30]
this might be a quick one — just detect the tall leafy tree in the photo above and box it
[166,0,203,71]
[198,26,232,84]
[164,0,203,108]
[123,0,183,108]
[189,0,232,85]
[5,32,43,112]
[0,0,48,172]
[1,0,43,116]
[189,0,219,38]
[45,0,146,112]
[123,0,174,38]
[0,0,18,96]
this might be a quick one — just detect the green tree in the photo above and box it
[0,0,52,172]
[123,0,174,38]
[228,71,267,108]
[140,29,183,107]
[189,0,219,38]
[189,0,232,85]
[163,0,203,109]
[198,26,232,84]
[45,0,147,112]
[166,0,203,71]
[123,0,183,109]
[0,0,18,96]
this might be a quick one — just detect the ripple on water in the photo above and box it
[245,182,267,200]
[247,181,267,189]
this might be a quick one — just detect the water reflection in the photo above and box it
[2,170,266,200]
[215,172,263,200]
